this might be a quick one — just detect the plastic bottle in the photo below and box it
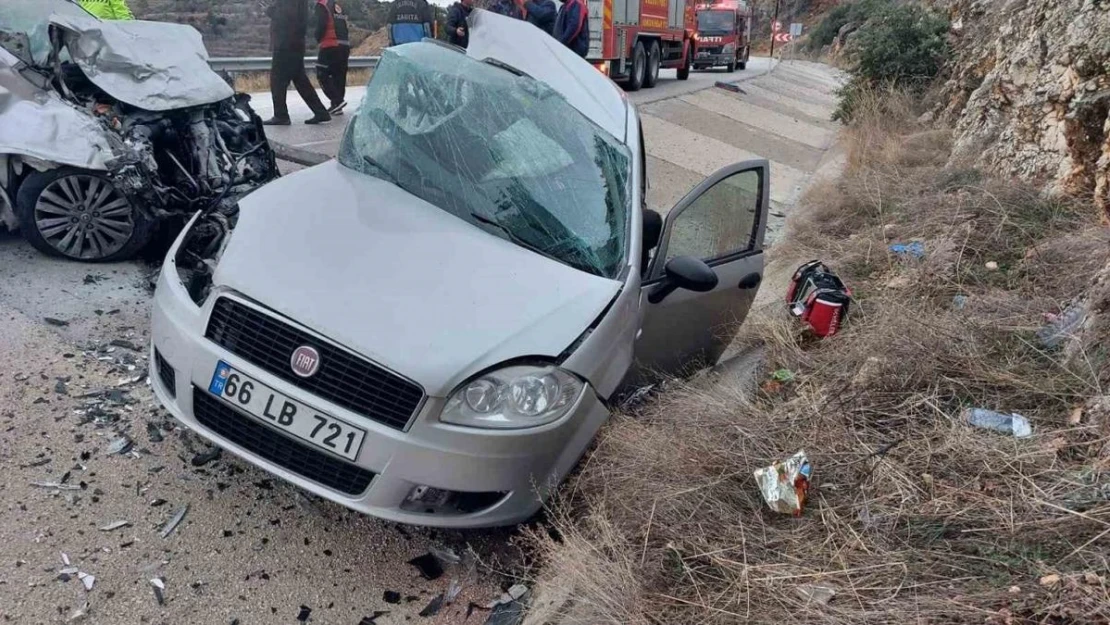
[964,408,1032,438]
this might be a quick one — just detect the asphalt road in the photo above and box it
[0,57,841,624]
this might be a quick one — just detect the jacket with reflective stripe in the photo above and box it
[78,0,135,20]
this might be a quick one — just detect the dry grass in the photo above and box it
[232,68,373,94]
[524,88,1110,624]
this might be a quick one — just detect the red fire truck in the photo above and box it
[691,0,752,72]
[585,0,698,91]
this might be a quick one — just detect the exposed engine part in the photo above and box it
[176,207,238,306]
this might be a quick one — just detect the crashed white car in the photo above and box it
[151,12,769,528]
[0,0,276,262]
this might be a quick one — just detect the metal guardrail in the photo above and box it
[209,56,380,73]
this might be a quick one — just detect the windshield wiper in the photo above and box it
[469,211,597,275]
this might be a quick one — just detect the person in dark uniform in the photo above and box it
[490,0,524,19]
[315,0,351,115]
[554,0,589,58]
[524,0,556,35]
[265,0,330,126]
[446,0,473,48]
[387,0,434,46]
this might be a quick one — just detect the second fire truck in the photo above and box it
[584,0,698,91]
[692,0,752,72]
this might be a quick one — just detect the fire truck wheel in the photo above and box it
[626,41,646,91]
[727,59,736,72]
[677,42,692,80]
[643,41,661,88]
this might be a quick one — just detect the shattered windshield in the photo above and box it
[0,0,90,65]
[697,11,735,34]
[338,43,631,279]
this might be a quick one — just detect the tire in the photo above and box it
[727,59,736,72]
[676,42,692,81]
[15,168,154,262]
[643,41,661,88]
[625,41,647,91]
[738,47,749,70]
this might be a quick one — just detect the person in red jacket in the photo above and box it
[315,0,351,115]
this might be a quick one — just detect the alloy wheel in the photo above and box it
[34,174,134,260]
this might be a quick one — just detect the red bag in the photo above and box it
[786,261,851,337]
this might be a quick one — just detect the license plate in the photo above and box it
[207,361,366,461]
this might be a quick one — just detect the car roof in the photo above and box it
[465,9,629,143]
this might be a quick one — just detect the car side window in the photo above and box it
[665,169,761,264]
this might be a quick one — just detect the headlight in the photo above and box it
[441,366,584,429]
[722,43,736,54]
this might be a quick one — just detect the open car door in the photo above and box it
[632,160,770,380]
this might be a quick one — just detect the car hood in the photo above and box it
[50,12,233,111]
[212,162,622,397]
[466,9,628,142]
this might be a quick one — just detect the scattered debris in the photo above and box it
[466,602,490,619]
[55,379,69,395]
[44,317,70,327]
[795,584,836,605]
[714,81,744,93]
[485,599,526,625]
[160,505,189,538]
[787,261,851,337]
[20,457,52,468]
[619,383,656,410]
[445,578,463,604]
[753,450,812,515]
[150,578,166,605]
[418,594,444,617]
[889,241,925,260]
[191,447,222,467]
[358,612,389,625]
[77,571,96,591]
[964,408,1032,438]
[985,260,1000,271]
[1068,406,1084,425]
[109,339,140,351]
[147,422,165,443]
[98,520,131,532]
[383,590,401,604]
[107,436,133,455]
[771,369,795,383]
[31,481,82,491]
[296,605,312,622]
[150,498,167,507]
[487,584,530,609]
[429,545,462,565]
[66,602,89,623]
[407,553,444,580]
[1037,301,1087,349]
[952,294,969,310]
[1039,574,1061,587]
[61,553,71,566]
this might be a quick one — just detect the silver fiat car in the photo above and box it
[150,11,769,528]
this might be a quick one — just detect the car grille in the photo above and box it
[205,297,424,430]
[193,389,375,496]
[154,348,176,399]
[700,46,724,55]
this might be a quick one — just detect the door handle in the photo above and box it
[738,273,762,289]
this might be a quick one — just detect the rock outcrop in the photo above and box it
[931,0,1110,213]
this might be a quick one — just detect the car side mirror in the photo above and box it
[648,255,718,304]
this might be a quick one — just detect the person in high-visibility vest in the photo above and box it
[77,0,135,20]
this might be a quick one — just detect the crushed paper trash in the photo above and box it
[754,450,812,515]
[795,584,835,605]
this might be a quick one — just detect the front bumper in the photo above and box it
[694,52,733,66]
[149,261,611,529]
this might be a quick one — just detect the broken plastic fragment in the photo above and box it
[358,612,389,625]
[190,447,222,467]
[964,408,1032,438]
[99,520,131,531]
[77,571,95,591]
[418,594,444,617]
[382,590,401,604]
[429,545,461,565]
[445,578,463,604]
[107,436,133,455]
[66,602,89,623]
[160,505,189,538]
[407,553,443,580]
[296,605,311,622]
[31,481,82,491]
[795,584,835,605]
[753,450,812,515]
[150,578,165,605]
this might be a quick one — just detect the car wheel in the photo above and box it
[677,41,692,80]
[643,41,661,88]
[625,41,646,91]
[15,168,154,262]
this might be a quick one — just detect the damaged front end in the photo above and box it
[0,4,278,261]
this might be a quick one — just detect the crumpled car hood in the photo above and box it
[50,12,233,111]
[212,162,622,397]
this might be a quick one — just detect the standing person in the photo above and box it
[315,0,351,116]
[77,0,134,20]
[265,0,330,126]
[554,0,589,58]
[446,0,473,48]
[524,0,556,35]
[490,0,525,20]
[387,0,434,46]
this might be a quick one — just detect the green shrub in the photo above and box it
[834,3,949,122]
[805,0,888,52]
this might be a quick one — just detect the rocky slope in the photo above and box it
[929,0,1110,213]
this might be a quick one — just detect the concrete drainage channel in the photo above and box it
[0,60,843,625]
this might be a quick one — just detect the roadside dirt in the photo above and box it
[0,300,513,624]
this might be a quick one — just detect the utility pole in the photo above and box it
[768,0,781,58]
